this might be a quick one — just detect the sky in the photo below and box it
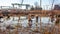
[0,0,60,10]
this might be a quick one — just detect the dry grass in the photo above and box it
[0,24,60,34]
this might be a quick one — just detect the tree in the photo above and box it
[30,6,34,10]
[34,1,42,10]
[34,1,39,7]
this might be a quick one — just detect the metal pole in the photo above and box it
[51,0,55,10]
[21,0,24,4]
[40,0,42,7]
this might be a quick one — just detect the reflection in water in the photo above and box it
[0,16,54,29]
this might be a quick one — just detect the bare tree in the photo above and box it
[30,6,34,10]
[34,1,39,8]
[34,1,42,10]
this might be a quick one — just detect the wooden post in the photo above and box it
[9,25,11,34]
[40,15,42,33]
[13,16,14,21]
[28,15,31,28]
[39,5,42,32]
[35,15,39,32]
[16,15,21,34]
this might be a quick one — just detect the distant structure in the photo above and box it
[54,5,60,10]
[34,7,42,10]
[11,3,30,10]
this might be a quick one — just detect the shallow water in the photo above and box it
[0,16,54,28]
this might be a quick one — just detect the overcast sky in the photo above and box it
[0,0,60,10]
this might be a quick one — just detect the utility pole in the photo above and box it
[19,0,24,8]
[51,0,55,10]
[40,0,42,7]
[21,0,24,4]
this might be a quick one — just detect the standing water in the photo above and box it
[0,16,55,30]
